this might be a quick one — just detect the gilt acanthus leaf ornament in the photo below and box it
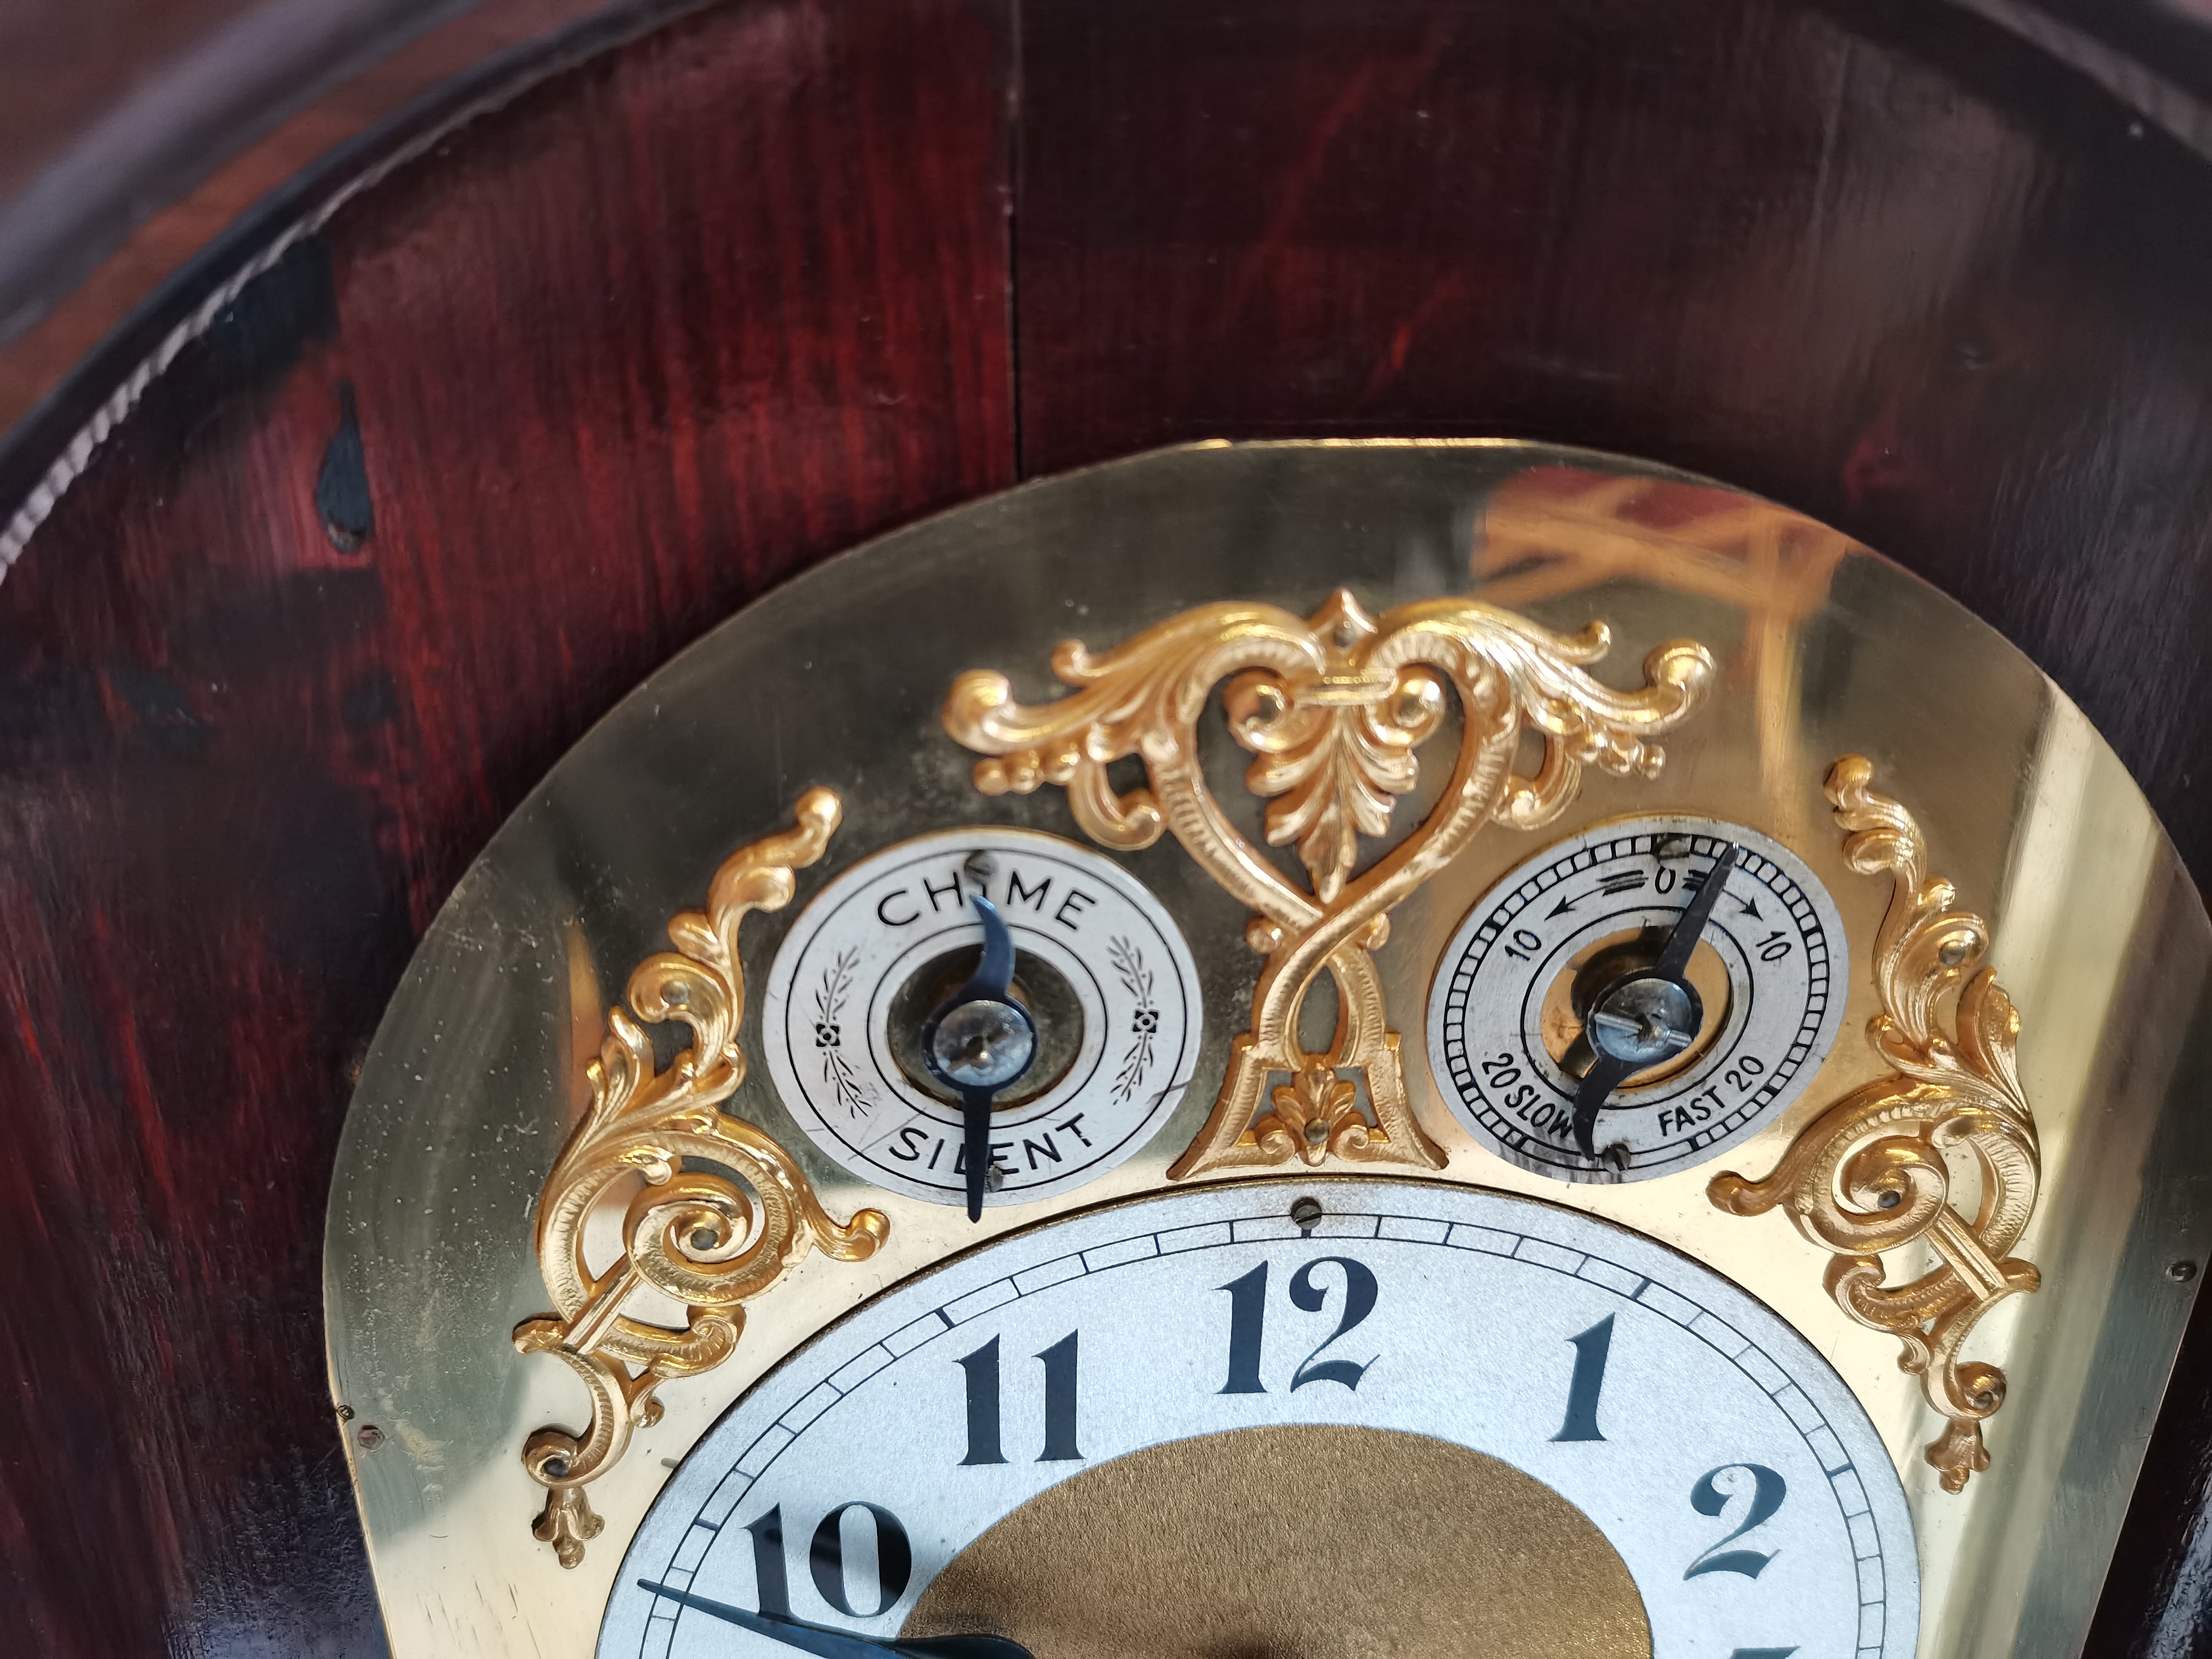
[1709,757,2041,1492]
[513,790,888,1564]
[945,588,1714,1179]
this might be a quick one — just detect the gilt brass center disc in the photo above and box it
[903,1423,1652,1659]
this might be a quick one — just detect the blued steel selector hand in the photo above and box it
[1571,843,1743,1162]
[919,893,1038,1220]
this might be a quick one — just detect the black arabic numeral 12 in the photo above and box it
[1552,1315,1614,1442]
[809,1502,913,1617]
[1219,1257,1379,1393]
[1684,1464,1788,1579]
[957,1331,1082,1464]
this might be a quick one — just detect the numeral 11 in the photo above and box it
[956,1332,1082,1465]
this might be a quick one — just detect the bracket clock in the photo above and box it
[324,441,2212,1659]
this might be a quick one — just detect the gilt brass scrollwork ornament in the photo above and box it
[1710,757,2042,1492]
[946,589,1714,1179]
[513,790,889,1564]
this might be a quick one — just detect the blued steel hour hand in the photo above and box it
[919,892,1038,1221]
[1571,843,1743,1162]
[634,1581,1031,1659]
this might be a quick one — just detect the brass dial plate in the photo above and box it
[325,441,2212,1659]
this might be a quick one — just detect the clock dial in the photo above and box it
[1427,818,1848,1183]
[601,1180,1916,1659]
[762,828,1202,1207]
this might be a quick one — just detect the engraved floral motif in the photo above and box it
[812,947,872,1119]
[946,587,1712,1179]
[1108,936,1158,1104]
[1709,757,2041,1492]
[512,791,889,1564]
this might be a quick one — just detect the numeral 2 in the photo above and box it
[1218,1257,1379,1394]
[956,1332,1082,1465]
[1685,1463,1788,1579]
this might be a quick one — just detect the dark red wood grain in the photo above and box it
[1015,0,2212,890]
[8,0,2212,1652]
[0,2,1012,1651]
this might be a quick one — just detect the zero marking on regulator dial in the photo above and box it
[1427,816,1849,1183]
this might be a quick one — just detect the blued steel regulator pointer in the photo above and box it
[1571,843,1743,1161]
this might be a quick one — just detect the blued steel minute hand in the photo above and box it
[634,1580,1032,1659]
[1650,842,1741,982]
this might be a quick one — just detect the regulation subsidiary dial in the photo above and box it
[762,828,1201,1208]
[1427,817,1848,1183]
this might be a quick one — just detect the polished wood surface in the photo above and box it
[4,0,2212,1651]
[0,2,1010,1651]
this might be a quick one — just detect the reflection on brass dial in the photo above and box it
[906,1425,1650,1659]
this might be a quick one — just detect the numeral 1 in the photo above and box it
[956,1332,1082,1464]
[1552,1314,1614,1442]
[955,1337,1005,1465]
[1218,1264,1269,1394]
[1036,1331,1082,1461]
[742,1503,790,1617]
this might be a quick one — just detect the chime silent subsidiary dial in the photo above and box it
[761,828,1201,1208]
[1428,817,1848,1183]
